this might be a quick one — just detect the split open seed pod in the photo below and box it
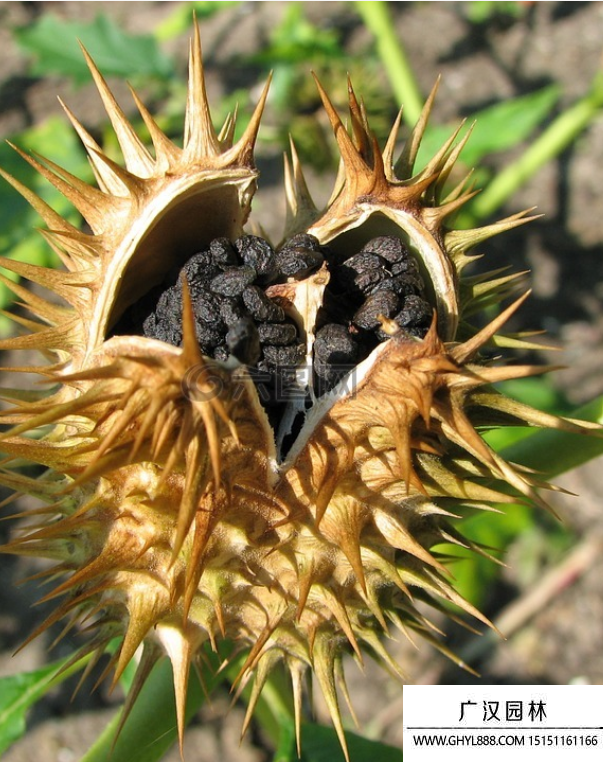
[0,24,598,759]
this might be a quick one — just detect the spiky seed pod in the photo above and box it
[0,25,598,758]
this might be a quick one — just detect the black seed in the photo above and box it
[314,323,358,364]
[334,252,389,294]
[313,356,353,387]
[142,312,181,347]
[257,322,298,346]
[190,288,224,326]
[353,290,401,331]
[312,324,358,391]
[375,295,433,340]
[154,284,181,314]
[242,286,285,322]
[372,272,425,298]
[275,247,324,279]
[235,235,277,281]
[391,257,421,277]
[209,266,256,297]
[180,250,216,283]
[342,252,388,274]
[141,311,155,336]
[360,236,409,264]
[213,345,230,362]
[354,268,390,294]
[262,344,305,368]
[226,317,261,365]
[285,233,323,251]
[312,356,328,378]
[210,238,239,269]
[219,298,244,325]
[195,321,225,349]
[152,286,188,330]
[141,284,186,346]
[397,294,433,327]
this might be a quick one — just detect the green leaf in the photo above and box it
[355,1,424,125]
[0,117,90,321]
[273,718,403,762]
[416,85,560,171]
[252,2,343,67]
[468,71,603,221]
[500,395,603,478]
[0,655,86,755]
[442,503,535,604]
[14,14,173,85]
[466,1,526,24]
[293,723,402,762]
[82,659,184,762]
[83,648,232,762]
[444,394,603,605]
[0,664,60,754]
[482,376,571,451]
[155,1,241,41]
[0,117,89,238]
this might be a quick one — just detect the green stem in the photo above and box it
[1,652,94,734]
[82,659,188,762]
[469,72,603,221]
[40,652,95,693]
[256,667,295,747]
[355,1,423,124]
[501,395,603,478]
[82,648,230,762]
[223,660,295,752]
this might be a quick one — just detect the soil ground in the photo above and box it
[1,2,603,760]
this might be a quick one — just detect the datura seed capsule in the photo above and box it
[0,23,598,760]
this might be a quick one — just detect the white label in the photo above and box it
[403,685,603,761]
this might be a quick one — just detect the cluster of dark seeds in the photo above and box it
[314,235,433,393]
[114,232,433,410]
[132,235,323,374]
[113,235,326,423]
